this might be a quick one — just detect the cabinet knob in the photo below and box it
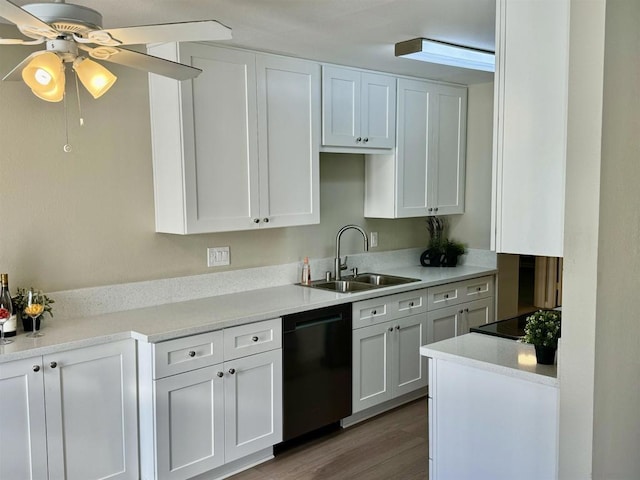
[263,218,269,223]
[32,365,40,372]
[388,327,394,332]
[363,137,369,143]
[434,207,439,212]
[217,371,224,378]
[228,368,236,375]
[477,287,482,291]
[465,308,469,312]
[252,336,259,342]
[395,325,400,330]
[444,294,449,299]
[253,218,260,224]
[50,361,57,369]
[459,310,464,314]
[356,137,362,143]
[409,302,414,307]
[188,351,196,358]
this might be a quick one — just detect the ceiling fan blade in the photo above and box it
[88,20,232,46]
[2,50,46,81]
[0,0,59,39]
[0,36,46,45]
[86,46,202,81]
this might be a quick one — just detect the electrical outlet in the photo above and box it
[370,232,378,248]
[207,246,230,267]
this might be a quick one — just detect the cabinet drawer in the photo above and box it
[353,289,427,329]
[392,289,427,316]
[427,276,494,310]
[352,297,391,329]
[223,318,282,361]
[153,331,224,379]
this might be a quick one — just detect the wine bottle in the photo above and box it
[0,274,16,337]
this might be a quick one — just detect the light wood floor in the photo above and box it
[229,398,429,480]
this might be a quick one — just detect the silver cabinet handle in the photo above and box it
[50,361,57,369]
[409,302,414,307]
[371,310,377,315]
[388,327,394,332]
[228,368,236,375]
[253,218,260,223]
[465,308,469,313]
[356,137,362,143]
[188,351,196,358]
[444,294,449,299]
[434,207,439,212]
[395,325,400,330]
[363,137,369,143]
[428,208,433,212]
[263,218,269,223]
[252,336,259,342]
[217,371,224,378]
[33,365,40,372]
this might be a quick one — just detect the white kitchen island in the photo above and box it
[420,333,558,480]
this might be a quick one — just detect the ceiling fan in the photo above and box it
[0,0,231,101]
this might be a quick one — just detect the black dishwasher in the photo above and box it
[281,303,352,443]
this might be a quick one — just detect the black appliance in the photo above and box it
[281,303,352,443]
[470,314,529,340]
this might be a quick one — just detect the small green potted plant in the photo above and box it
[13,288,55,333]
[521,309,561,365]
[442,239,467,267]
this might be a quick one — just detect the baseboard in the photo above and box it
[189,448,274,480]
[340,388,428,428]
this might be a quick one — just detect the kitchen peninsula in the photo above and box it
[421,333,558,480]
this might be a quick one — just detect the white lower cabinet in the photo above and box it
[0,340,138,480]
[352,292,428,413]
[427,297,494,343]
[426,276,495,344]
[140,319,283,480]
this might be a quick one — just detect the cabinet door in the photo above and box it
[256,55,320,228]
[0,357,47,480]
[395,78,430,217]
[155,365,225,480]
[426,305,460,344]
[44,339,138,480]
[322,66,360,147]
[224,349,283,462]
[458,298,495,335]
[493,0,568,256]
[428,84,467,215]
[352,322,393,412]
[360,72,396,148]
[393,314,428,397]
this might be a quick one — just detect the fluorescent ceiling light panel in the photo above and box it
[395,38,495,72]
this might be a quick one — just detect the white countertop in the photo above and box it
[420,333,558,387]
[0,264,496,363]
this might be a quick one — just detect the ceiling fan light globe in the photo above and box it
[73,57,117,99]
[32,77,65,102]
[22,52,64,94]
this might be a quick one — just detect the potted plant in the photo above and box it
[442,239,467,267]
[521,309,561,364]
[13,288,55,333]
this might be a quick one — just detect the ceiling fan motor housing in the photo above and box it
[21,2,103,36]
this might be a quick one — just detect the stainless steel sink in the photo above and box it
[303,273,420,293]
[305,280,377,293]
[348,273,420,286]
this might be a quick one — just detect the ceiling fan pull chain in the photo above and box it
[73,70,84,127]
[62,90,72,153]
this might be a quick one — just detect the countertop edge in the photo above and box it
[0,265,497,363]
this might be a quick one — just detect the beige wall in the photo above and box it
[0,26,493,293]
[560,0,640,478]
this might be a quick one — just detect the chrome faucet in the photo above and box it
[334,225,369,280]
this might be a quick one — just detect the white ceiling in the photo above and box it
[8,0,496,85]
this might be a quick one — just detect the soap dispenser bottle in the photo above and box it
[301,257,311,285]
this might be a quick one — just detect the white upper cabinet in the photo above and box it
[148,43,320,234]
[364,79,467,218]
[322,65,396,151]
[492,0,569,257]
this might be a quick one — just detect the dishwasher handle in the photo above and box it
[283,304,352,333]
[287,315,343,332]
